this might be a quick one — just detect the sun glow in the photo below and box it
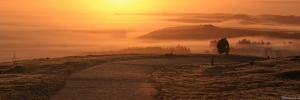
[101,0,133,13]
[112,0,128,3]
[89,0,166,13]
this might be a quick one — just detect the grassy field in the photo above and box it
[1,54,297,99]
[150,56,300,99]
[0,54,172,100]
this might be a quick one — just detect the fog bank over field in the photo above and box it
[1,13,300,62]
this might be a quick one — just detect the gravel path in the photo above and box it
[51,58,206,100]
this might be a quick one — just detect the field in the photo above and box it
[0,54,299,99]
[0,54,164,100]
[150,56,300,99]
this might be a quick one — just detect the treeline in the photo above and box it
[79,45,191,56]
[237,39,271,45]
[209,39,271,48]
[207,38,300,57]
[284,41,299,45]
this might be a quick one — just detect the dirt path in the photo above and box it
[50,57,207,100]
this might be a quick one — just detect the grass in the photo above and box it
[0,54,271,99]
[0,54,174,100]
[150,56,300,99]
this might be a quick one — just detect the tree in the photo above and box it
[261,41,265,45]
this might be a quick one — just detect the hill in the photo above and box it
[1,54,300,99]
[138,25,300,40]
[151,56,300,99]
[0,54,263,99]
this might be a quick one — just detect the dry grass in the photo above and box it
[0,54,176,100]
[150,56,300,99]
[0,54,267,99]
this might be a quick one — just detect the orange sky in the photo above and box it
[1,0,300,61]
[1,0,300,15]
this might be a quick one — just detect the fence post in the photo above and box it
[211,55,214,66]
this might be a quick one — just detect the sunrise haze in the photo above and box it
[1,0,300,15]
[2,0,300,99]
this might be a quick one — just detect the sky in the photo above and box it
[1,0,300,61]
[1,0,300,15]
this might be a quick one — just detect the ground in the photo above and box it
[150,57,300,99]
[0,54,299,99]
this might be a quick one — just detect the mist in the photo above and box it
[1,12,300,62]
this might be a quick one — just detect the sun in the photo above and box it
[93,0,154,13]
[107,0,131,7]
[113,0,127,3]
[111,0,129,4]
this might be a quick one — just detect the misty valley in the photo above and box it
[79,24,300,59]
[1,13,300,62]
